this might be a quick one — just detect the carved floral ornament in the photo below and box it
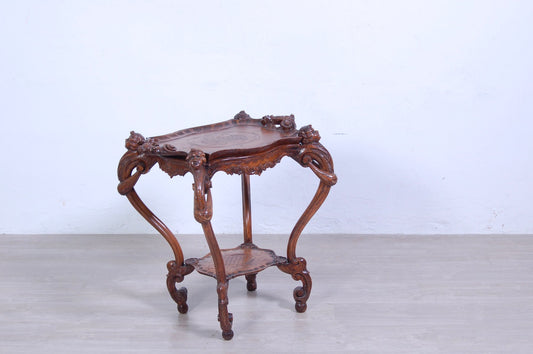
[298,125,321,144]
[233,110,251,120]
[125,131,176,154]
[186,149,207,170]
[261,114,296,132]
[233,110,296,133]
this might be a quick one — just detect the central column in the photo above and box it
[241,173,257,292]
[241,174,252,243]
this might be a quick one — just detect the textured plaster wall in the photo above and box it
[1,1,532,235]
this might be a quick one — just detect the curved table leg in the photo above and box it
[188,149,234,340]
[278,139,337,312]
[118,150,193,313]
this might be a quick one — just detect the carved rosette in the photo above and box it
[125,131,146,151]
[298,125,321,144]
[125,131,177,155]
[233,110,251,120]
[261,114,296,133]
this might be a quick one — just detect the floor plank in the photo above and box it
[1,234,532,353]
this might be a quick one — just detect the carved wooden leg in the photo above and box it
[118,150,193,312]
[280,138,337,312]
[216,281,233,340]
[202,222,234,340]
[188,149,234,340]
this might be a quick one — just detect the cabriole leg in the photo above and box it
[217,281,234,340]
[188,149,234,340]
[280,137,337,312]
[117,149,193,313]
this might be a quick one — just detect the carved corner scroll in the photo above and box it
[297,125,338,186]
[123,131,189,178]
[117,150,157,196]
[285,125,338,263]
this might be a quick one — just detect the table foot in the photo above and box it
[277,257,312,313]
[222,329,234,340]
[294,286,308,313]
[216,281,234,340]
[218,313,234,340]
[175,287,189,314]
[166,261,194,314]
[245,273,257,291]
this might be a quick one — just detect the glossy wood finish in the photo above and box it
[185,244,282,280]
[117,111,337,340]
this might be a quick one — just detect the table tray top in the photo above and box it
[126,111,304,159]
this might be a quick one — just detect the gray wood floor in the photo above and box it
[1,234,532,353]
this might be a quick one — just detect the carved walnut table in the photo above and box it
[117,111,337,340]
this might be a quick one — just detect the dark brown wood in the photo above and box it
[242,174,252,244]
[241,174,256,291]
[185,243,282,279]
[117,111,337,340]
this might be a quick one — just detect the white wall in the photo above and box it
[1,1,532,235]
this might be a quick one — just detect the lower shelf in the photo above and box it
[185,243,285,280]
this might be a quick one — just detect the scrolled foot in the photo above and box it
[278,257,313,313]
[294,286,308,313]
[166,261,194,313]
